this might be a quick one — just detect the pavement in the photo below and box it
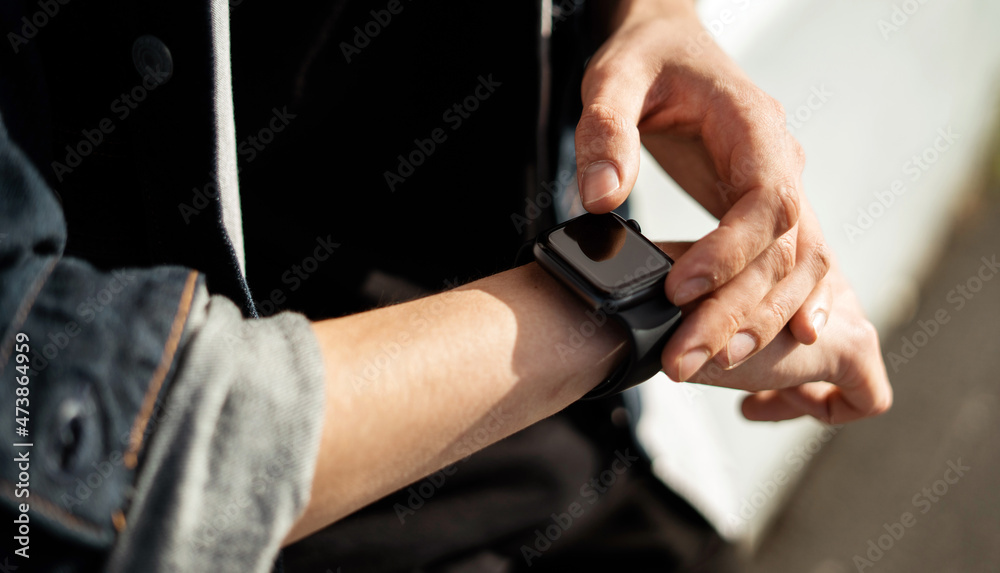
[745,184,1000,573]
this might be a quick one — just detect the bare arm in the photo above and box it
[285,245,890,546]
[284,262,627,543]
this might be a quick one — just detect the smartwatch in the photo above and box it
[532,212,683,399]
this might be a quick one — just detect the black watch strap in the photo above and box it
[584,297,682,399]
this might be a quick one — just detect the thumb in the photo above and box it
[575,67,645,214]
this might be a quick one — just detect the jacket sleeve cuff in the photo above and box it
[105,285,327,573]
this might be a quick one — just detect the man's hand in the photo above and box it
[658,241,893,424]
[702,265,893,425]
[576,1,835,383]
[728,267,893,424]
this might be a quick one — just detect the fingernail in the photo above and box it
[811,311,827,338]
[673,277,712,305]
[677,348,711,381]
[581,161,620,206]
[726,332,757,369]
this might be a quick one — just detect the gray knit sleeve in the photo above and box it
[105,285,327,573]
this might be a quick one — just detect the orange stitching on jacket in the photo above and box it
[124,270,199,469]
[112,509,127,532]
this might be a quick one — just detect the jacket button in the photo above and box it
[131,35,173,84]
[47,386,101,479]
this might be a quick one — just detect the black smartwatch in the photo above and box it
[532,212,683,399]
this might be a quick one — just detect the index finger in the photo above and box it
[665,127,805,306]
[687,308,892,423]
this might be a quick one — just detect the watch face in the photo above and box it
[546,213,670,297]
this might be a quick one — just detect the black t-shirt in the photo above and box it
[230,1,542,318]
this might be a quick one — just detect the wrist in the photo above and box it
[492,262,628,399]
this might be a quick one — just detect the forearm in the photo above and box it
[285,262,627,543]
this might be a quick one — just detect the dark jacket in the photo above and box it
[1,1,250,570]
[1,2,694,572]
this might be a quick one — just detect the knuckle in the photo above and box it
[856,319,880,348]
[833,319,881,382]
[723,311,744,340]
[716,80,754,110]
[699,296,744,340]
[767,96,787,124]
[730,249,751,281]
[578,103,630,147]
[717,256,747,290]
[772,182,801,236]
[744,89,785,120]
[772,232,797,280]
[809,240,833,279]
[762,297,793,331]
[863,380,893,418]
[736,90,787,135]
[715,223,752,279]
[869,395,893,417]
[789,136,807,165]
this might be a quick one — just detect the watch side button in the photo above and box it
[627,219,641,233]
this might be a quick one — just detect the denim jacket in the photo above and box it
[0,1,326,571]
[0,117,198,567]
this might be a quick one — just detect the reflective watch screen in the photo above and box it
[547,214,669,294]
